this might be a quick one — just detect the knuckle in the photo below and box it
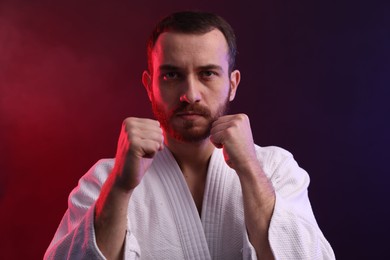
[127,128,136,137]
[237,113,248,121]
[123,118,134,130]
[225,127,234,137]
[154,119,161,127]
[123,118,142,133]
[123,117,134,124]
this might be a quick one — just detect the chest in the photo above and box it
[128,163,246,259]
[182,169,207,215]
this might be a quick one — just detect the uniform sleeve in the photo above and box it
[44,159,141,260]
[263,147,335,260]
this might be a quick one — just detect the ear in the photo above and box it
[142,70,152,102]
[229,70,240,101]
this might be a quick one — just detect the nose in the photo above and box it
[179,77,201,104]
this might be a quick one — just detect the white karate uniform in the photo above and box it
[44,145,335,259]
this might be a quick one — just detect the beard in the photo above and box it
[151,94,230,143]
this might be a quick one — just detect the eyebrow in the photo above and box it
[198,64,224,72]
[158,64,180,72]
[158,64,224,72]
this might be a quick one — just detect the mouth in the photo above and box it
[176,111,203,116]
[176,111,205,120]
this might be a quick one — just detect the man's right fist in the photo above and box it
[112,117,164,191]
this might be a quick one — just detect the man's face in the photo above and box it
[144,29,240,143]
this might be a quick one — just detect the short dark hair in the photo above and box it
[147,11,237,73]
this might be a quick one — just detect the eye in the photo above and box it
[200,71,218,79]
[162,72,179,80]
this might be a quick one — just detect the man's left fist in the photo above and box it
[210,114,258,173]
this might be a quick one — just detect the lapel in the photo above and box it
[152,147,212,260]
[201,148,230,259]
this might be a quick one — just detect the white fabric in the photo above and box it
[44,145,335,259]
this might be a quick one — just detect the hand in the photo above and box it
[210,114,258,174]
[211,114,275,259]
[113,117,164,191]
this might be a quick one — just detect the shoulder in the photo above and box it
[254,145,293,170]
[68,158,115,206]
[254,145,309,181]
[79,158,115,186]
[88,158,115,181]
[254,145,293,159]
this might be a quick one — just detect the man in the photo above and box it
[45,11,335,259]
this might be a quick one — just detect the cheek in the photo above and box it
[210,82,231,101]
[151,76,166,102]
[152,85,178,110]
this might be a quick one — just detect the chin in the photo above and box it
[170,126,211,143]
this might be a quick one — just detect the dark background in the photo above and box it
[1,0,389,259]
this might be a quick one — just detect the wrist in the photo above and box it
[235,158,264,180]
[104,166,135,195]
[237,161,275,203]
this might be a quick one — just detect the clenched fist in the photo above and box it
[112,117,164,191]
[210,114,258,174]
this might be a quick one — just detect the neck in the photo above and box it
[164,134,215,174]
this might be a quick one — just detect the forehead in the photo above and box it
[151,29,229,70]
